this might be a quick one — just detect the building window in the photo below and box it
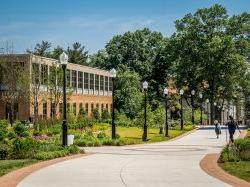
[105,76,108,91]
[85,103,89,114]
[72,70,77,88]
[96,103,99,111]
[41,64,48,85]
[101,104,104,112]
[43,103,47,118]
[84,72,89,90]
[100,76,104,91]
[106,104,108,111]
[50,103,56,118]
[73,103,76,115]
[91,103,94,113]
[109,77,113,91]
[59,103,63,114]
[90,73,94,90]
[32,63,39,84]
[66,70,70,87]
[95,74,99,91]
[78,71,83,89]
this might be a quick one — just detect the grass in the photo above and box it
[219,161,250,182]
[94,124,194,144]
[0,159,38,177]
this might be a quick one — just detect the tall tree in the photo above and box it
[172,4,250,123]
[27,40,51,57]
[67,42,88,65]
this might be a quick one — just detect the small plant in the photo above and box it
[13,121,30,137]
[0,120,8,141]
[0,144,9,160]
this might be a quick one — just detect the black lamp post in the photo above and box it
[142,81,148,141]
[213,102,217,123]
[191,90,195,125]
[180,89,184,130]
[164,87,169,137]
[206,99,209,125]
[110,68,117,139]
[60,52,68,146]
[199,93,203,125]
[222,106,225,125]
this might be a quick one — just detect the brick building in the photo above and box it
[0,54,112,121]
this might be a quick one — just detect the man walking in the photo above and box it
[226,115,241,143]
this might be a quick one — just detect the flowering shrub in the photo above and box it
[33,135,50,141]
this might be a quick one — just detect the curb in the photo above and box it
[200,130,250,187]
[0,153,90,187]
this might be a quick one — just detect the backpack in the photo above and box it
[228,120,236,130]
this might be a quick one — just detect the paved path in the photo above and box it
[18,127,239,187]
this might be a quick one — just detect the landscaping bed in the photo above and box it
[218,129,250,182]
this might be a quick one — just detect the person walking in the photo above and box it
[214,120,221,138]
[226,115,241,143]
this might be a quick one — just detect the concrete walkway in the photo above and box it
[18,127,240,187]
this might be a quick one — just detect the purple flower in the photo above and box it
[33,135,50,140]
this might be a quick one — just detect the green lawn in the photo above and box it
[219,161,250,182]
[0,159,38,177]
[94,123,194,144]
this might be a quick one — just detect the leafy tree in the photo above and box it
[171,4,250,123]
[26,40,51,57]
[50,46,64,60]
[67,42,88,65]
[92,108,100,120]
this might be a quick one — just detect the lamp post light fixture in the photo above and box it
[206,99,210,125]
[199,93,203,125]
[110,68,117,139]
[222,106,225,125]
[180,89,184,130]
[60,52,68,146]
[142,81,148,141]
[191,90,195,125]
[164,87,169,137]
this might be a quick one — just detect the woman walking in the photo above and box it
[214,120,221,139]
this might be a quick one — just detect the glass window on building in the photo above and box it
[100,76,104,91]
[66,70,71,87]
[78,71,83,89]
[84,72,89,90]
[95,74,99,91]
[109,77,113,92]
[50,103,56,118]
[72,70,77,88]
[73,103,76,115]
[106,104,109,111]
[90,73,94,90]
[43,103,47,118]
[85,103,89,114]
[96,103,99,110]
[91,103,94,113]
[101,104,104,112]
[41,64,48,85]
[105,76,109,91]
[32,63,39,84]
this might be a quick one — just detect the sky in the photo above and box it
[0,0,249,54]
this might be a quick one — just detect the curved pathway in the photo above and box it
[18,127,239,187]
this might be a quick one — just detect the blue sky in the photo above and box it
[0,0,249,54]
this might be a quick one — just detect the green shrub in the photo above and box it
[0,120,8,141]
[101,109,111,121]
[34,150,69,160]
[97,131,107,139]
[0,144,9,160]
[66,145,80,154]
[234,139,250,161]
[92,108,100,120]
[74,139,88,147]
[11,138,39,159]
[13,122,29,137]
[33,130,42,136]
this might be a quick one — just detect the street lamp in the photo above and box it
[142,81,148,141]
[222,106,225,125]
[213,102,217,123]
[199,93,203,125]
[164,88,169,137]
[110,68,117,139]
[206,99,209,125]
[191,90,195,125]
[60,52,68,146]
[180,89,184,130]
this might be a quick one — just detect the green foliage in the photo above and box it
[11,138,39,159]
[13,121,30,138]
[0,144,9,160]
[0,120,8,141]
[101,109,111,121]
[33,150,69,160]
[92,108,100,120]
